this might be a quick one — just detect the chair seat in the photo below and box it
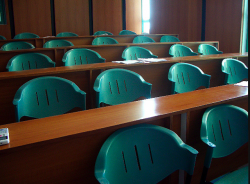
[214,166,248,184]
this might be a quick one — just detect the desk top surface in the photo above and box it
[0,84,248,151]
[0,53,247,80]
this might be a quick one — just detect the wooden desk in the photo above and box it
[0,53,248,124]
[0,84,248,184]
[0,41,219,72]
[0,34,179,48]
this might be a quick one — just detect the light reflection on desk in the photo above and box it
[141,98,157,118]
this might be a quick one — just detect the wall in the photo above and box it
[92,0,123,35]
[150,0,244,53]
[0,0,245,53]
[12,0,52,37]
[54,0,90,36]
[0,0,131,37]
[150,0,202,42]
[205,0,243,53]
[126,0,142,34]
[0,0,11,39]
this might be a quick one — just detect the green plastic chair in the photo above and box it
[6,53,55,71]
[198,44,223,55]
[132,36,155,43]
[62,48,105,66]
[95,124,198,184]
[200,104,248,184]
[168,63,211,94]
[160,35,180,42]
[13,32,39,39]
[93,31,113,36]
[92,37,118,45]
[94,69,152,107]
[0,35,6,40]
[222,58,248,84]
[13,76,86,122]
[169,44,198,57]
[1,41,35,51]
[43,39,74,48]
[56,32,78,37]
[122,46,158,60]
[119,30,137,35]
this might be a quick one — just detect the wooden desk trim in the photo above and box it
[0,84,248,151]
[0,53,247,80]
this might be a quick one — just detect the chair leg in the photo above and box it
[200,166,212,184]
[185,174,192,184]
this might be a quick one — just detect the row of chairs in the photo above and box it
[0,35,181,51]
[1,39,222,60]
[93,30,137,35]
[6,48,247,85]
[6,45,245,84]
[91,35,180,44]
[95,103,248,184]
[13,60,248,122]
[0,40,74,51]
[0,32,77,40]
[0,30,140,40]
[13,70,148,122]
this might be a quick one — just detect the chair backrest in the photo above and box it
[132,36,155,43]
[222,58,248,84]
[94,68,152,107]
[201,105,248,161]
[122,46,158,60]
[43,39,74,48]
[200,104,248,184]
[56,32,78,37]
[92,37,118,45]
[13,76,86,122]
[169,44,198,57]
[62,48,105,66]
[95,124,198,184]
[119,30,137,35]
[160,35,180,42]
[168,63,211,94]
[93,31,113,36]
[1,41,35,51]
[0,35,6,40]
[13,32,39,39]
[6,53,56,71]
[198,44,223,55]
